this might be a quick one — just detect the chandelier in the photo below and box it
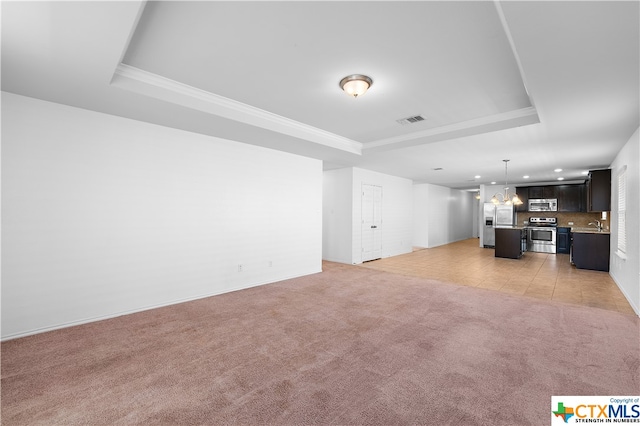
[491,159,523,206]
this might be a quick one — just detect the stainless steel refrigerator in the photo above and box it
[483,203,515,248]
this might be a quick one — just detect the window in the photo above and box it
[617,166,627,257]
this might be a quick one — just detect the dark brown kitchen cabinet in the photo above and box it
[528,186,557,199]
[495,228,525,259]
[545,186,557,198]
[572,232,610,272]
[557,184,585,212]
[516,184,586,212]
[515,187,529,212]
[586,169,611,212]
[527,186,543,198]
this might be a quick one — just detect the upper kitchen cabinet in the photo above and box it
[515,187,529,212]
[516,184,586,212]
[557,184,585,212]
[528,186,557,199]
[586,169,611,212]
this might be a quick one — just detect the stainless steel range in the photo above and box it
[527,217,557,254]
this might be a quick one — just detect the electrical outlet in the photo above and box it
[268,261,273,267]
[238,264,243,272]
[568,222,574,225]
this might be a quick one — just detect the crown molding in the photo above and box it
[111,64,362,155]
[111,64,539,157]
[363,106,540,153]
[493,0,536,108]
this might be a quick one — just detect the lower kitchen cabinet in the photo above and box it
[556,227,571,254]
[495,228,525,259]
[572,232,610,272]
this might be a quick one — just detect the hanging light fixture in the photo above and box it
[491,159,523,206]
[339,74,373,98]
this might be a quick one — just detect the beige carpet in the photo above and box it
[2,262,638,425]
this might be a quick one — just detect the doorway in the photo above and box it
[362,184,382,262]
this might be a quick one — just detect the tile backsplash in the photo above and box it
[516,211,609,229]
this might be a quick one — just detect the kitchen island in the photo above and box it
[495,227,526,259]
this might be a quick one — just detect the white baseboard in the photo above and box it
[1,269,322,342]
[609,272,640,317]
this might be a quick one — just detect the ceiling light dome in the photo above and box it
[339,74,373,98]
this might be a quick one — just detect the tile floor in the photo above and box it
[358,238,636,315]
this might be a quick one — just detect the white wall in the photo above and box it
[351,168,413,264]
[413,183,475,248]
[413,185,430,248]
[472,196,480,238]
[322,167,413,264]
[609,127,639,315]
[322,168,353,264]
[1,93,323,339]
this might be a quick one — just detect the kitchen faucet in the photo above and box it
[588,220,602,231]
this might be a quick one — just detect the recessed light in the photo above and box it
[557,177,564,181]
[474,175,481,179]
[523,175,530,179]
[491,181,496,185]
[554,168,563,172]
[581,171,589,175]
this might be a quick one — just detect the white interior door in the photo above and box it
[362,184,382,262]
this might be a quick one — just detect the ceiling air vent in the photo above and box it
[396,115,425,125]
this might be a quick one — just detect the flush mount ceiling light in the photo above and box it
[491,160,523,206]
[339,74,373,98]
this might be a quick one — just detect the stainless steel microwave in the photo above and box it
[528,199,558,212]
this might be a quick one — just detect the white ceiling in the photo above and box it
[2,1,638,190]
